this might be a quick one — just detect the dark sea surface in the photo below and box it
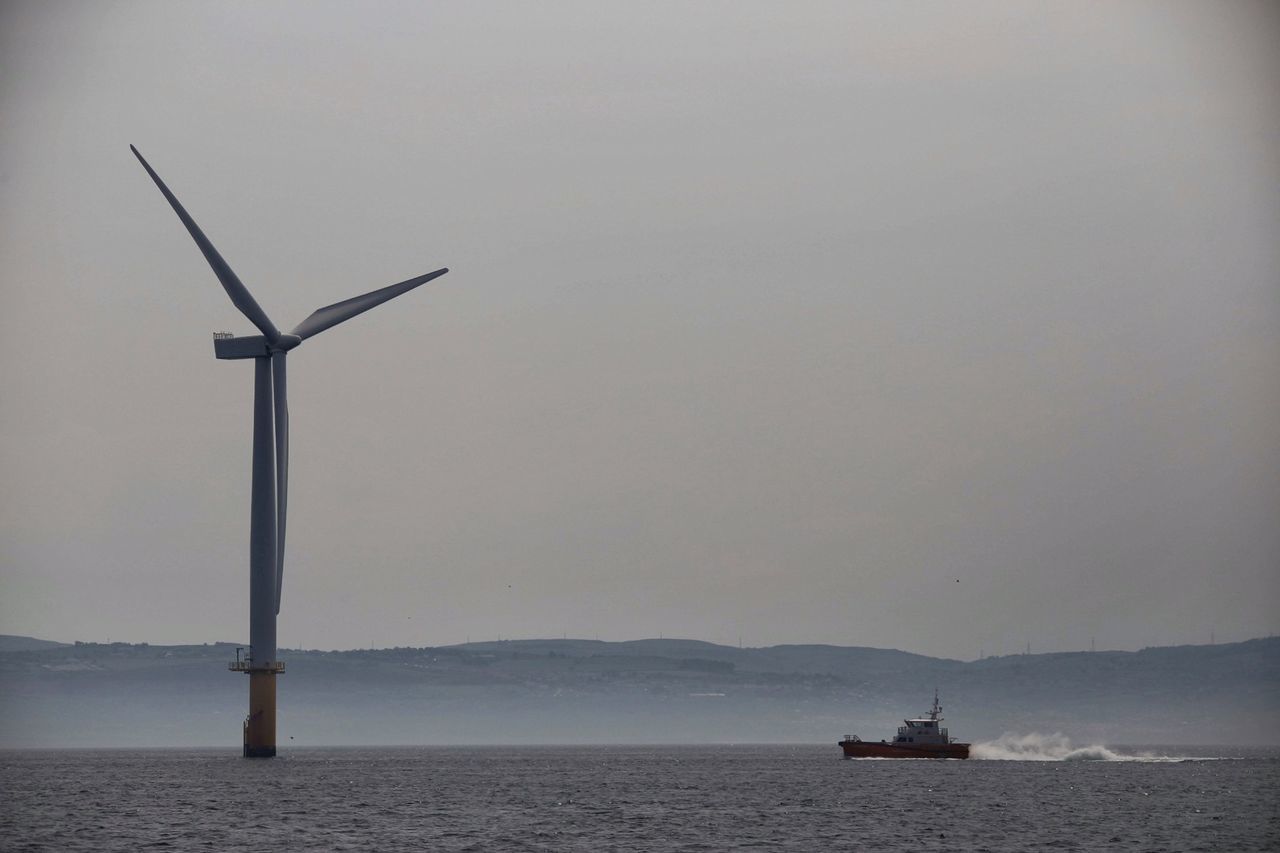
[2,744,1277,851]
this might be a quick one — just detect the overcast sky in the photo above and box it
[1,1,1276,659]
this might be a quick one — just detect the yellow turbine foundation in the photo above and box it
[244,670,278,758]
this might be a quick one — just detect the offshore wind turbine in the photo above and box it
[131,146,448,757]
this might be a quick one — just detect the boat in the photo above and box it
[838,691,970,759]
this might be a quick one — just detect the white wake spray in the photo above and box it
[970,732,1130,761]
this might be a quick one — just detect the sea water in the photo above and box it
[1,744,1276,851]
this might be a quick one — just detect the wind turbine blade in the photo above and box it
[291,268,449,341]
[272,351,288,614]
[130,146,282,344]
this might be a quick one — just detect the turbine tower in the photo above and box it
[132,146,448,757]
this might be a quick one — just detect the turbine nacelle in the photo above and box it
[213,334,294,359]
[212,334,301,359]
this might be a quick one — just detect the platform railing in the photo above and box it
[228,660,286,673]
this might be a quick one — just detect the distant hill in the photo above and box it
[0,635,68,653]
[1,636,1276,748]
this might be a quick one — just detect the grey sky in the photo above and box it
[1,1,1276,659]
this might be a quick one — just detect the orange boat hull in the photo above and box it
[839,739,969,759]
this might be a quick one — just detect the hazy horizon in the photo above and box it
[5,634,1277,749]
[2,2,1278,660]
[5,627,1277,663]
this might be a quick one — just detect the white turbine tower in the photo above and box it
[133,146,448,757]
